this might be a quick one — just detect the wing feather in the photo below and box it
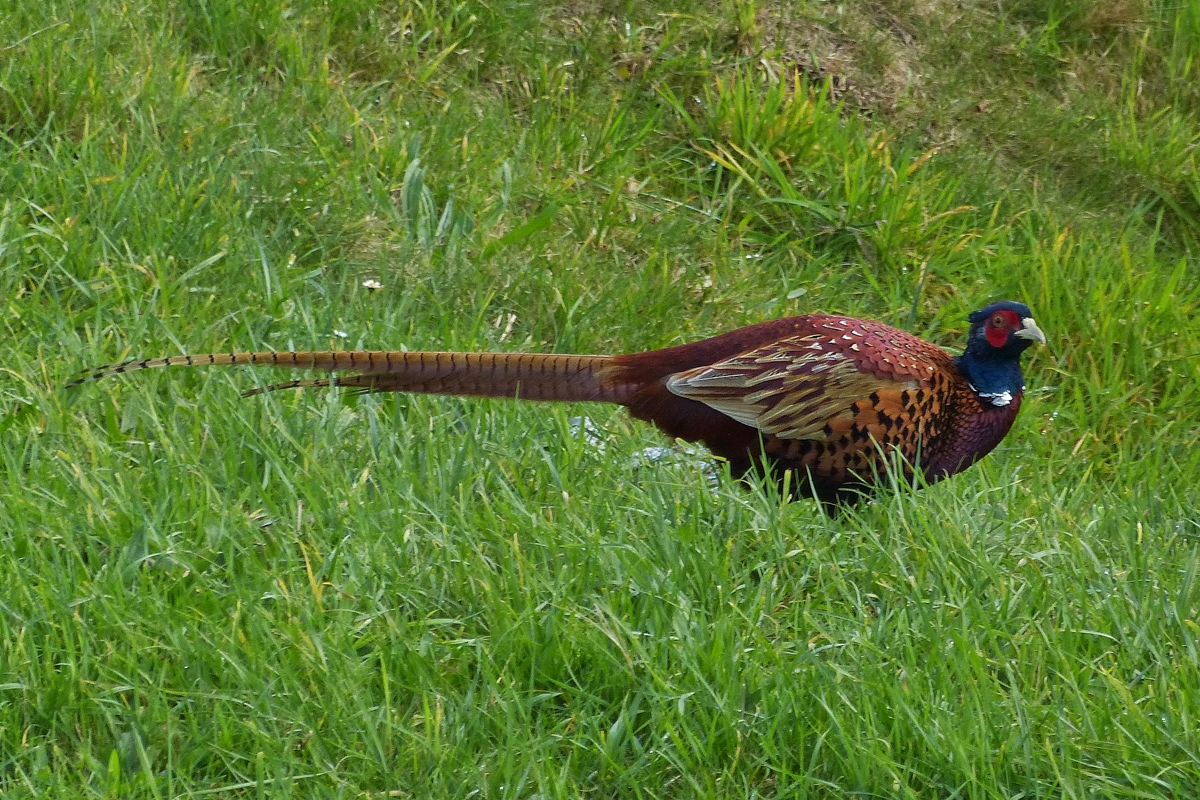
[665,333,926,440]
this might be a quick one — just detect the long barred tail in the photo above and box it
[67,350,636,404]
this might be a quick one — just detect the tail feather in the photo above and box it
[70,350,636,404]
[241,378,335,397]
[66,351,354,388]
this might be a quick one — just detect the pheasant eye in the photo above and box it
[990,313,1007,327]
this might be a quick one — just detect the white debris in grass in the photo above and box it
[570,416,720,491]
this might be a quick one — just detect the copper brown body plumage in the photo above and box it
[71,301,1044,504]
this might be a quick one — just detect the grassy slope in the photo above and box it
[2,0,1198,796]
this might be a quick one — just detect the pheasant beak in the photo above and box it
[1014,317,1046,345]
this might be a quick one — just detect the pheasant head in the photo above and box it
[956,300,1046,407]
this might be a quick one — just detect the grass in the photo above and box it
[2,0,1199,796]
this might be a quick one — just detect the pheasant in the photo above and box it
[70,300,1044,504]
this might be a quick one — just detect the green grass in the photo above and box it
[2,0,1199,796]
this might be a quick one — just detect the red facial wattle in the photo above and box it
[985,309,1021,348]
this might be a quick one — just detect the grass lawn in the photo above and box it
[3,0,1199,796]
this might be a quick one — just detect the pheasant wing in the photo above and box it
[664,326,949,443]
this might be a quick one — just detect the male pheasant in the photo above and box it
[71,300,1044,504]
